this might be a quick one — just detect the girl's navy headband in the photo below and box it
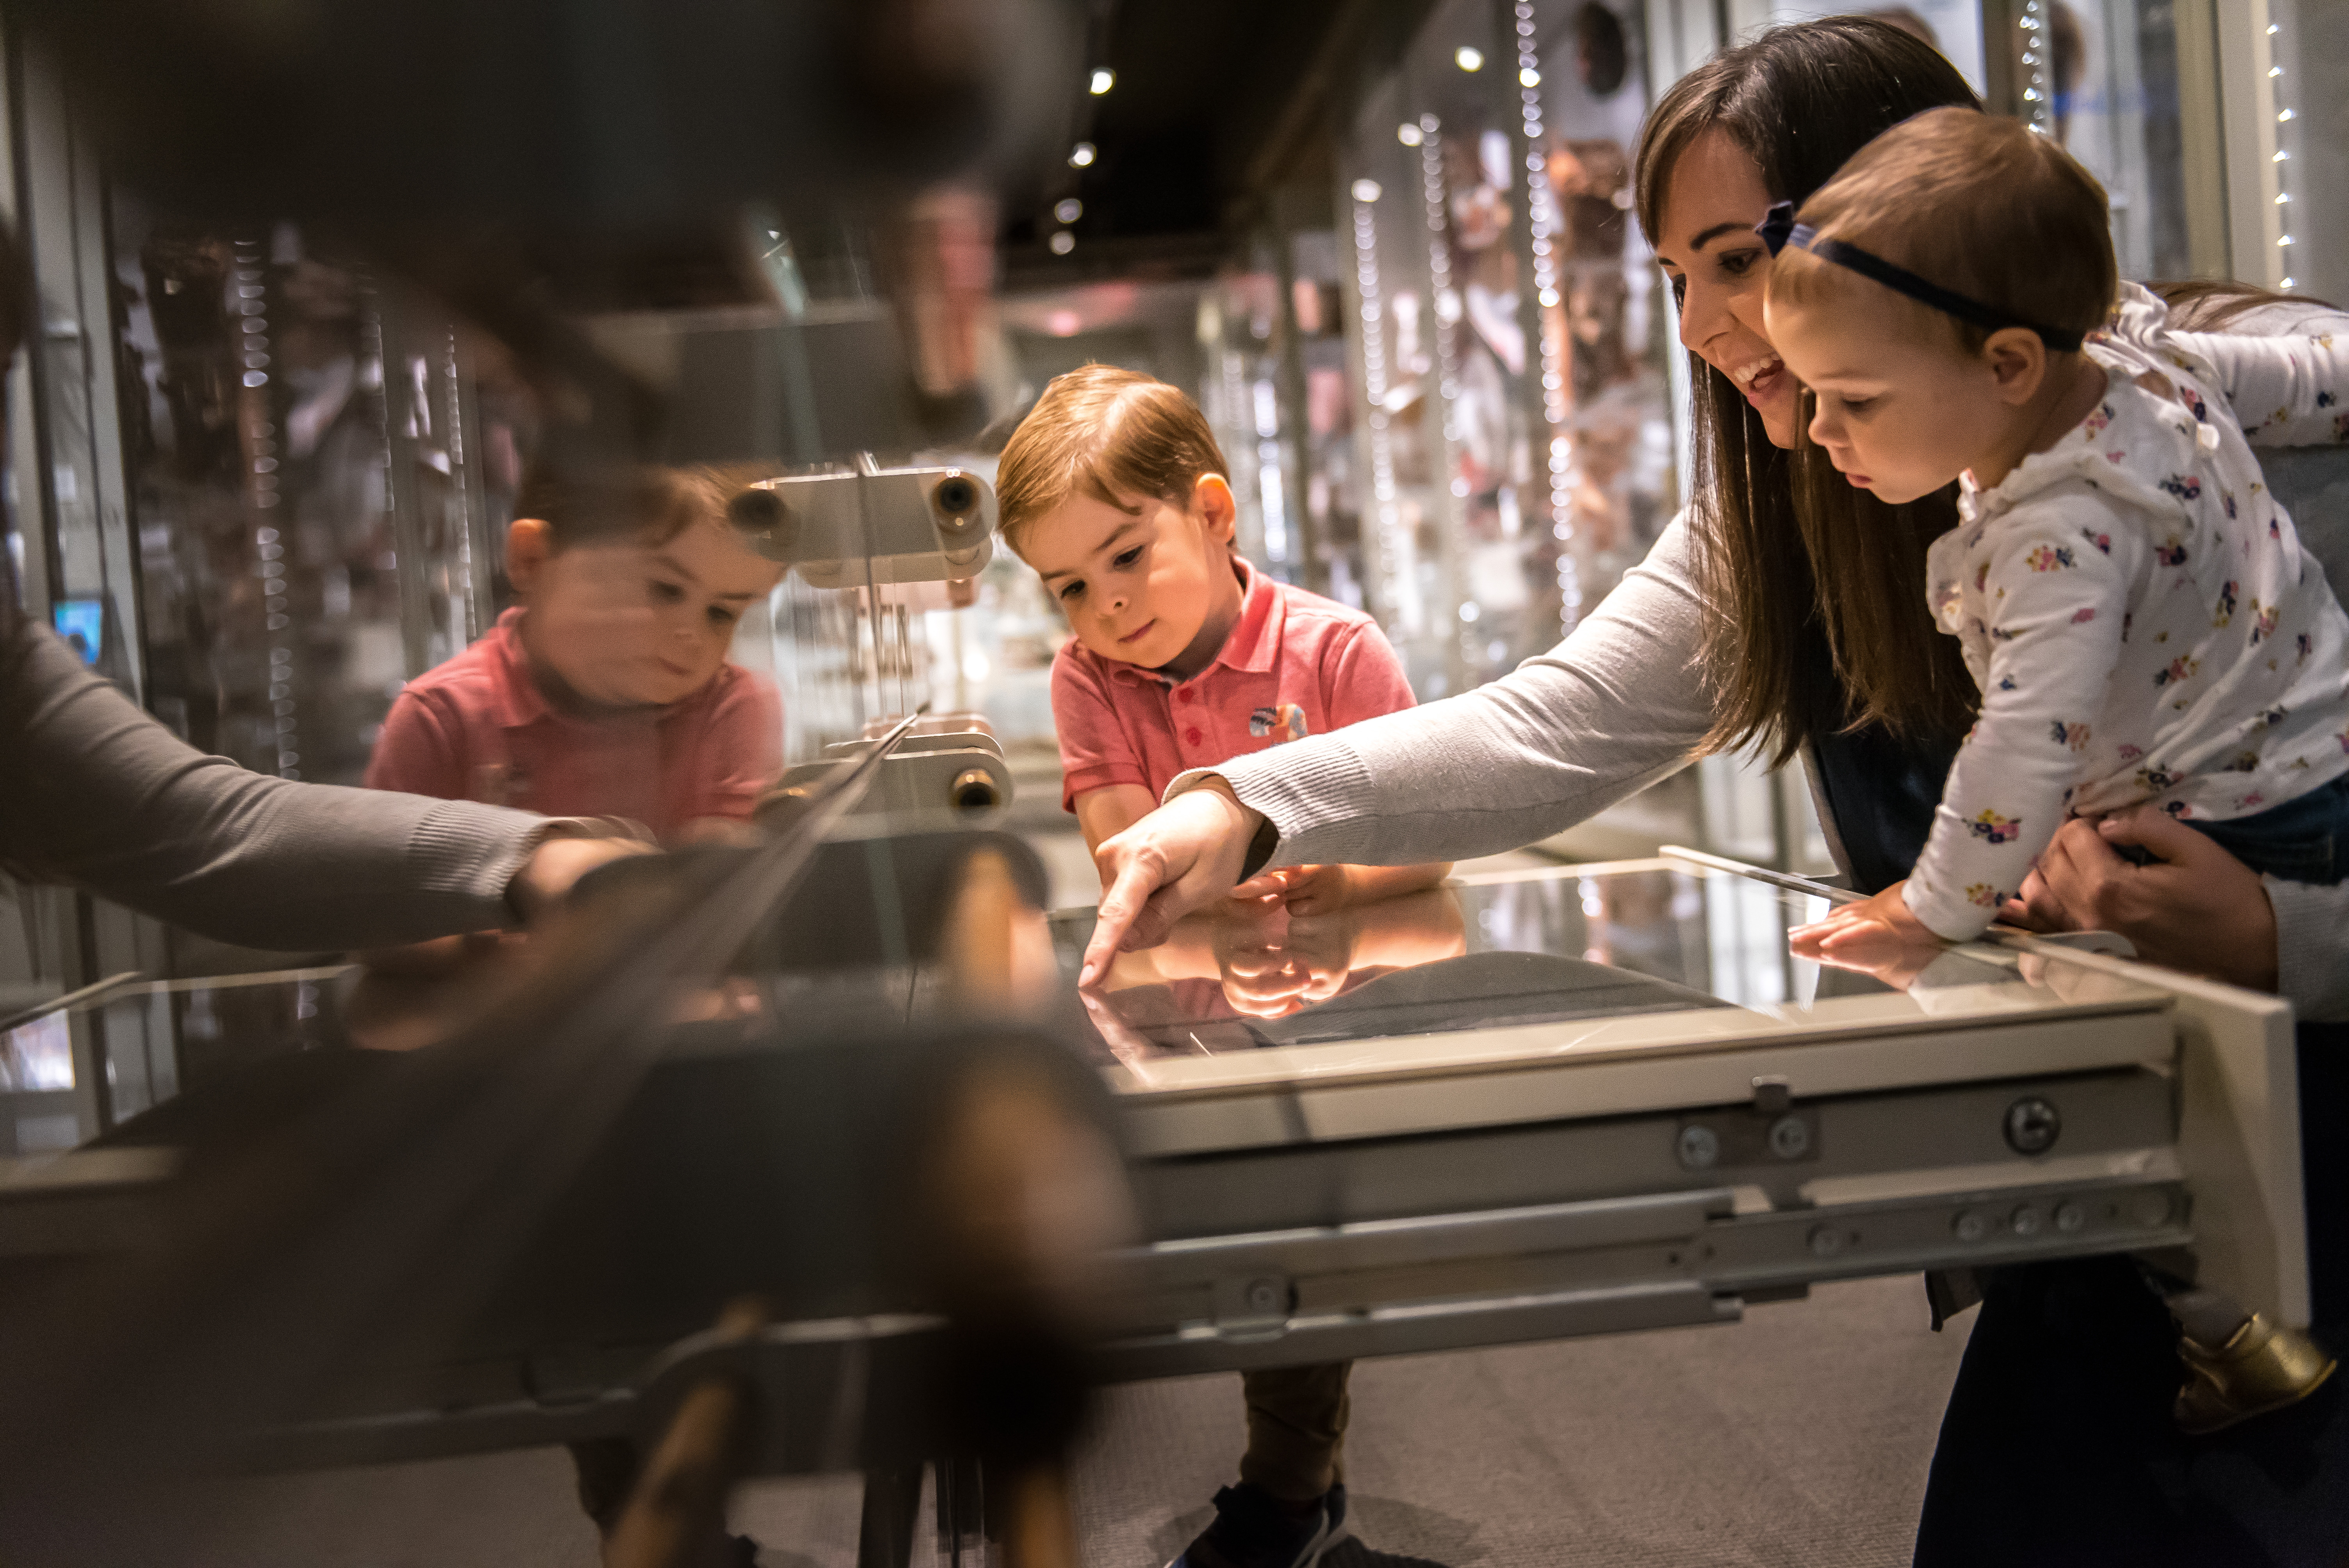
[1754,201,2085,353]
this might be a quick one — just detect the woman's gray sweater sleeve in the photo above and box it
[0,611,549,949]
[2269,878,2349,1023]
[1210,515,1716,867]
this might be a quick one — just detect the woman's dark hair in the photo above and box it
[1634,17,1982,763]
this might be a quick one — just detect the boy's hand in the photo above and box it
[508,833,657,923]
[1230,862,1354,915]
[1787,879,1949,976]
[1230,861,1451,917]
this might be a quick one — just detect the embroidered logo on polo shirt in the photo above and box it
[1249,705,1309,741]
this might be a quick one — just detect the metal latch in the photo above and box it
[1211,1274,1294,1343]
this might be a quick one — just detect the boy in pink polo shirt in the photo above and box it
[996,365,1445,1568]
[366,463,784,841]
[1002,364,1447,915]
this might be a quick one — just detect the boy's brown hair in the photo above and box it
[1767,106,2118,353]
[513,463,757,551]
[993,365,1230,554]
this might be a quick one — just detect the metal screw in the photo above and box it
[1767,1114,1811,1160]
[1808,1224,1846,1258]
[2055,1202,2086,1233]
[1244,1279,1283,1313]
[2010,1205,2043,1237]
[1677,1124,1720,1169]
[2004,1096,2062,1156]
[2132,1191,2172,1229]
[1953,1208,1992,1243]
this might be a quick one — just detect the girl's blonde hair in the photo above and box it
[994,365,1229,553]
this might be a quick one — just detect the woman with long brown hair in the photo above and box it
[1079,16,2349,1562]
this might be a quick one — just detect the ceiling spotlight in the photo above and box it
[1069,141,1096,168]
[1351,178,1382,203]
[1455,46,1484,71]
[1397,123,1424,146]
[1054,198,1083,223]
[1089,67,1116,95]
[1048,230,1076,255]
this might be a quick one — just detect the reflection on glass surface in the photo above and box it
[0,969,355,1156]
[1053,866,2105,1065]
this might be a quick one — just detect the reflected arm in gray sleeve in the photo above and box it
[0,611,552,950]
[1205,515,1717,868]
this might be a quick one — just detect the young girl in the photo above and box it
[1767,107,2349,1433]
[1764,107,2349,957]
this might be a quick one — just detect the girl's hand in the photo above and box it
[1788,879,1948,971]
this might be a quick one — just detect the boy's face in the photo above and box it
[1767,288,2016,506]
[1023,477,1238,670]
[511,520,784,709]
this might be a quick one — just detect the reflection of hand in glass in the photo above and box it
[1214,902,1357,1019]
[1215,888,1470,1018]
[1078,984,1169,1071]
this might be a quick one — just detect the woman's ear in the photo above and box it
[1985,328,2049,406]
[1192,474,1238,544]
[505,517,555,591]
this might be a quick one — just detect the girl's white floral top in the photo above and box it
[1906,284,2349,940]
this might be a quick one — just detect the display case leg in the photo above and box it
[855,1461,924,1568]
[604,1299,763,1568]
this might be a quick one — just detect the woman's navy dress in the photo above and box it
[1810,727,2349,1567]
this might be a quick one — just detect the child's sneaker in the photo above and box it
[1165,1482,1347,1568]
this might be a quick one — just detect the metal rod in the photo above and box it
[0,971,142,1038]
[1657,845,1863,906]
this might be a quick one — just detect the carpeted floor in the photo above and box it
[189,1274,1970,1567]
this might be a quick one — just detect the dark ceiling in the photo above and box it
[999,0,1436,289]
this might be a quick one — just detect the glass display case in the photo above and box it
[0,850,2300,1497]
[1336,0,1675,701]
[117,221,510,787]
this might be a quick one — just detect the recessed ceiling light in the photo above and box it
[1351,178,1382,203]
[1455,46,1484,71]
[1049,231,1076,255]
[1397,123,1423,146]
[1089,67,1116,95]
[1054,198,1084,223]
[1069,142,1096,168]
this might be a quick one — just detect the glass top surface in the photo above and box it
[0,859,2176,1150]
[1052,859,2169,1073]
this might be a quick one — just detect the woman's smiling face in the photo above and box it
[1654,129,1800,447]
